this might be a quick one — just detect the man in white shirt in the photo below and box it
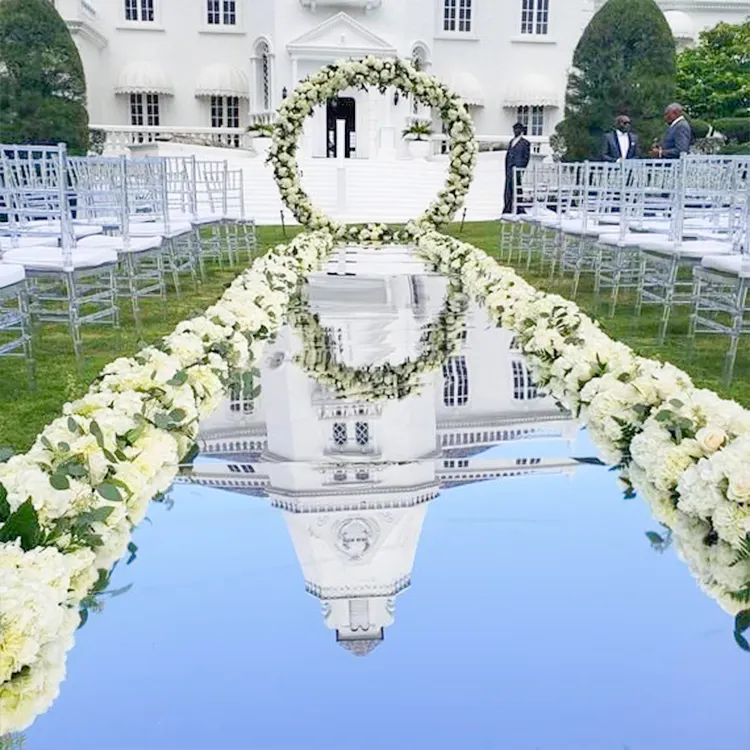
[601,115,638,162]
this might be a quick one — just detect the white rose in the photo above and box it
[695,426,727,454]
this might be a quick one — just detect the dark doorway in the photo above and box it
[326,97,356,158]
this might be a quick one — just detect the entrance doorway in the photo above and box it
[326,97,356,158]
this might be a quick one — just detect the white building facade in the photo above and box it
[53,0,750,159]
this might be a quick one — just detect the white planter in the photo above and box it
[252,137,272,160]
[407,139,431,160]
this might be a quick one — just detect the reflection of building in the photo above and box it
[181,267,590,653]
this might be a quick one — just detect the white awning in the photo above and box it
[504,73,560,108]
[195,63,250,98]
[115,62,174,96]
[446,71,484,107]
[664,10,696,40]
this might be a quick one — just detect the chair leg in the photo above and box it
[657,258,679,345]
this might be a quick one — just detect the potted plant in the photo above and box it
[402,119,433,159]
[247,121,275,158]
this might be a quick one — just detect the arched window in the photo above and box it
[442,356,469,407]
[411,44,430,115]
[253,40,272,112]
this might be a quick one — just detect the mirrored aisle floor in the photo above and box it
[24,246,750,750]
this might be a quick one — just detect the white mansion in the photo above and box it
[53,0,750,158]
[178,256,595,652]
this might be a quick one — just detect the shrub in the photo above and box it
[719,142,750,156]
[713,118,750,144]
[690,119,711,139]
[555,0,676,161]
[677,20,750,121]
[0,0,89,154]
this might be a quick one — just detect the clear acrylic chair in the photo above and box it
[0,262,34,383]
[688,159,750,385]
[68,155,167,326]
[0,143,119,359]
[635,155,737,342]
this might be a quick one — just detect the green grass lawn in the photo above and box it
[0,220,746,452]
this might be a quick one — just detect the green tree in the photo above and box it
[677,19,750,121]
[0,0,89,154]
[555,0,676,161]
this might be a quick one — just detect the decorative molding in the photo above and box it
[306,576,410,600]
[66,20,108,49]
[286,11,397,59]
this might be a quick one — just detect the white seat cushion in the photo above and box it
[0,262,26,289]
[169,211,223,226]
[20,221,103,239]
[78,235,163,253]
[639,239,732,257]
[701,255,750,277]
[2,246,117,271]
[597,232,670,248]
[128,221,193,239]
[0,235,59,249]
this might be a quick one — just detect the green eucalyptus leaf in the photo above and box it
[67,416,80,434]
[49,473,70,491]
[76,506,115,526]
[646,531,664,546]
[167,370,189,386]
[153,413,171,430]
[0,499,42,551]
[0,496,9,525]
[0,447,15,463]
[96,483,123,502]
[90,420,105,449]
[41,436,54,452]
[57,441,71,453]
[169,408,187,422]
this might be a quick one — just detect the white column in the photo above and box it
[336,119,347,218]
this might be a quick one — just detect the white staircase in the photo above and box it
[155,143,506,225]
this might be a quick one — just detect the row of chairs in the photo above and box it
[0,144,257,378]
[499,155,750,384]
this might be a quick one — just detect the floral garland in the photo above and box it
[413,228,750,628]
[0,231,335,734]
[288,277,468,401]
[269,56,477,243]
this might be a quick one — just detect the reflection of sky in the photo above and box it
[26,467,750,750]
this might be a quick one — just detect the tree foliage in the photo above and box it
[677,20,750,121]
[0,0,89,154]
[555,0,676,161]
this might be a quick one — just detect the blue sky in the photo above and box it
[26,457,750,750]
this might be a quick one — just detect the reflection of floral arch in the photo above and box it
[269,56,477,244]
[289,279,468,401]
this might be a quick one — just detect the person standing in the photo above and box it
[652,103,692,159]
[601,115,639,161]
[503,122,531,215]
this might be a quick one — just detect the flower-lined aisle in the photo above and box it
[0,232,334,733]
[2,55,749,738]
[415,229,750,628]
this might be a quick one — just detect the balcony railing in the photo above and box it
[89,125,253,154]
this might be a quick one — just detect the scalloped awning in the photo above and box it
[504,73,560,108]
[115,62,174,96]
[446,71,485,107]
[195,63,250,99]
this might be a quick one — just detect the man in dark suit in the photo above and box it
[652,103,692,159]
[503,122,531,214]
[601,115,639,161]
